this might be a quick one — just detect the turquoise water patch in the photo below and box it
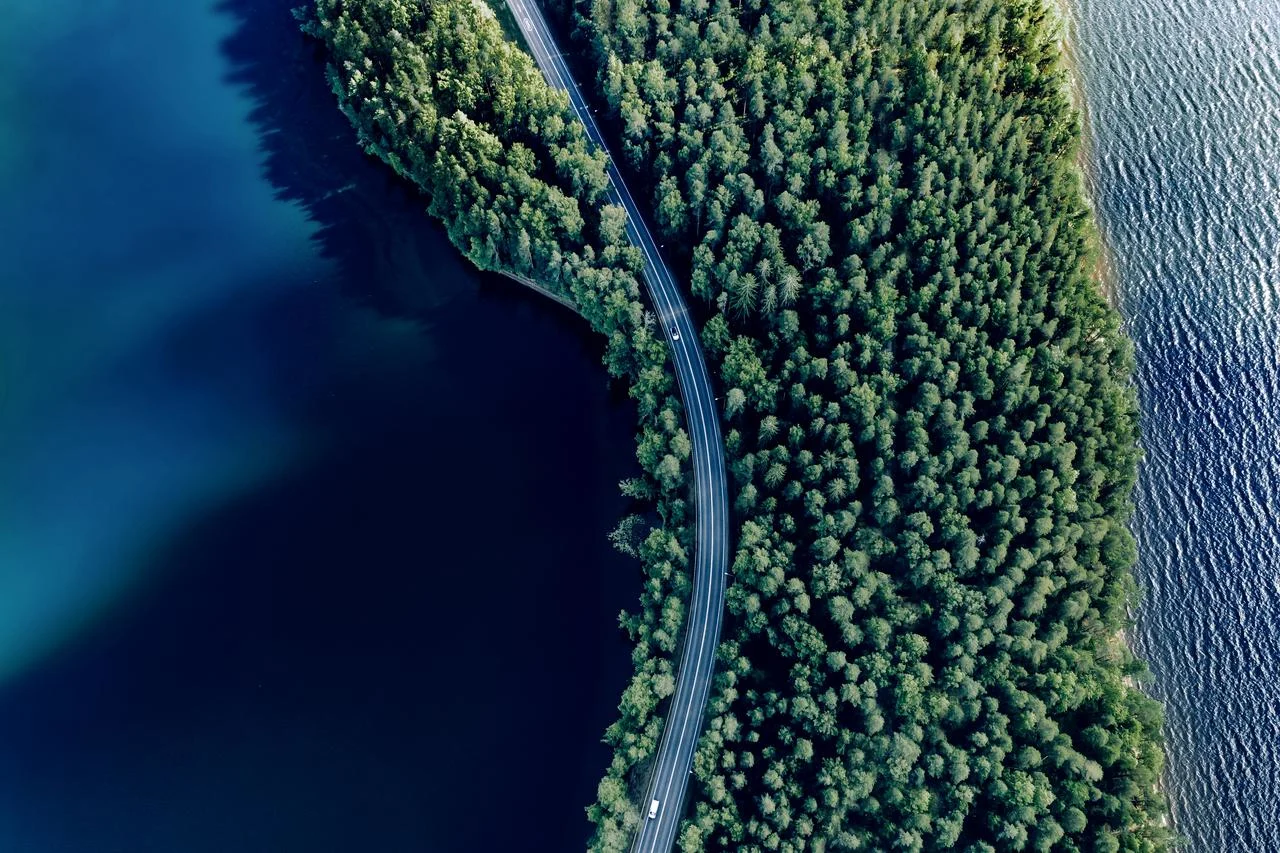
[0,1,638,849]
[0,0,326,683]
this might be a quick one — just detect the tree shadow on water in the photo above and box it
[187,7,635,852]
[215,0,482,319]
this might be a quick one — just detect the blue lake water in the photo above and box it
[0,0,637,849]
[1064,0,1280,848]
[10,0,1279,849]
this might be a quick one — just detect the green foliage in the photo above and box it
[307,0,1171,847]
[303,6,699,846]
[559,0,1172,848]
[302,0,618,295]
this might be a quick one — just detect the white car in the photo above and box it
[672,331,680,341]
[648,799,661,819]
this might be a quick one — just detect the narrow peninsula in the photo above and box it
[302,0,1171,849]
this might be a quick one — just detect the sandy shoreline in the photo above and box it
[1050,0,1123,309]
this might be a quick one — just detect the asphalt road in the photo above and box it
[501,2,730,849]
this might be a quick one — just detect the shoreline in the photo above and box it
[1050,0,1123,309]
[1051,0,1175,836]
[1051,0,1140,655]
[493,269,583,316]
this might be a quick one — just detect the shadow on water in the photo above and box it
[215,0,471,319]
[216,0,581,324]
[205,0,637,842]
[0,2,637,850]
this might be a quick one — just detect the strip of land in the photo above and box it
[503,3,730,849]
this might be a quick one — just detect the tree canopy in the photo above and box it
[305,0,1171,848]
[560,0,1172,848]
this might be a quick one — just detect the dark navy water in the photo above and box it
[0,1,636,849]
[1063,0,1280,848]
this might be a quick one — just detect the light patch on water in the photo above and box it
[0,421,310,686]
[0,0,333,686]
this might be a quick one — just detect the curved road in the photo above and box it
[502,2,729,850]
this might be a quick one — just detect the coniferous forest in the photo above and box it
[304,0,1171,849]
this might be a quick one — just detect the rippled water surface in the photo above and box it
[1063,0,1280,848]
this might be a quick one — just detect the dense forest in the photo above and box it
[299,0,620,297]
[306,0,1170,849]
[554,0,1172,849]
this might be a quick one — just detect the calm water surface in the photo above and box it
[1064,0,1280,848]
[0,0,635,849]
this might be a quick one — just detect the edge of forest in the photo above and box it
[301,0,1173,848]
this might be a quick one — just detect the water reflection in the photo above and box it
[1065,0,1280,847]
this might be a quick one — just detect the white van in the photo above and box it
[648,799,661,819]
